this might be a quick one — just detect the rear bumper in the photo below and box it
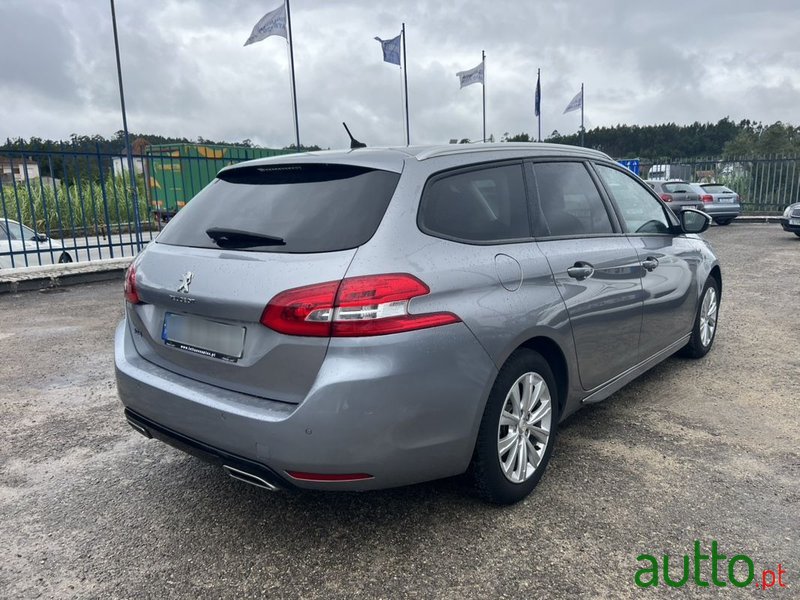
[702,204,741,219]
[667,203,703,213]
[115,319,498,491]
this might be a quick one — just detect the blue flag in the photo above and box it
[375,34,401,66]
[535,72,541,117]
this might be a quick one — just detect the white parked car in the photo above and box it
[0,218,74,269]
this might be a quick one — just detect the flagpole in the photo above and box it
[285,0,301,150]
[109,0,141,252]
[482,50,486,143]
[537,68,542,143]
[402,23,410,146]
[580,82,585,147]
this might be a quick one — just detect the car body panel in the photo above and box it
[128,241,358,404]
[534,236,643,390]
[626,234,702,358]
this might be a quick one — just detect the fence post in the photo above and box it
[96,142,115,258]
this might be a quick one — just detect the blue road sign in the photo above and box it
[618,159,640,175]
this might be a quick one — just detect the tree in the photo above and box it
[502,132,531,142]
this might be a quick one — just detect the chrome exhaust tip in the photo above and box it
[126,418,152,438]
[222,465,278,491]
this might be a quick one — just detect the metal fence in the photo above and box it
[0,145,290,270]
[634,156,800,214]
[2,148,798,270]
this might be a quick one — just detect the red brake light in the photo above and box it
[260,280,340,336]
[660,194,673,202]
[260,273,461,337]
[124,264,142,304]
[701,194,714,203]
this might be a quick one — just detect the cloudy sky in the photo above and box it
[1,0,798,149]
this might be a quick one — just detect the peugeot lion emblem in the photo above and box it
[177,271,193,294]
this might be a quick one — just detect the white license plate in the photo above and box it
[719,197,734,203]
[162,313,245,362]
[790,218,800,226]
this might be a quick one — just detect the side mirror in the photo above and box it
[32,233,48,242]
[680,209,711,234]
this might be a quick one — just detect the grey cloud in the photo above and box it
[1,0,798,149]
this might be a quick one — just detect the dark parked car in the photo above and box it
[645,180,703,215]
[116,143,721,504]
[689,183,741,225]
[780,202,800,237]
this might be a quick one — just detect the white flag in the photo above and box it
[244,3,287,46]
[563,89,583,114]
[457,62,484,88]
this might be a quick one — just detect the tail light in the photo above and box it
[124,263,142,304]
[261,273,461,337]
[701,194,714,203]
[660,194,673,202]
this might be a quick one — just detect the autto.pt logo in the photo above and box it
[635,540,789,590]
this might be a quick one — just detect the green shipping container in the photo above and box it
[145,144,295,220]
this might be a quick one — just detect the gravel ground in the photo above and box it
[1,223,798,599]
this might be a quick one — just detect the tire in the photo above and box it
[794,232,800,238]
[680,277,720,359]
[713,218,733,226]
[470,349,560,505]
[58,252,73,264]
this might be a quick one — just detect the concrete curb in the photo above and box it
[0,257,132,294]
[736,215,782,223]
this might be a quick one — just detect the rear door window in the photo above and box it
[155,164,401,253]
[702,184,733,194]
[418,163,530,242]
[663,182,692,193]
[531,162,614,237]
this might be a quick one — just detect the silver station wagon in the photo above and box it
[115,143,721,504]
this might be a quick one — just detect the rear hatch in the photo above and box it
[662,181,701,210]
[127,162,401,404]
[701,184,738,205]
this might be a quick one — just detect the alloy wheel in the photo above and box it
[497,372,552,484]
[699,286,718,347]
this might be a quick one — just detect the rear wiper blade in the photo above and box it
[205,227,285,248]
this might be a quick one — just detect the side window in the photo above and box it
[0,224,7,241]
[595,165,671,234]
[532,162,614,237]
[419,164,530,242]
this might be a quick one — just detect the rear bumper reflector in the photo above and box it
[285,471,374,482]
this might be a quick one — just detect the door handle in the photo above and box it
[642,257,659,272]
[567,263,594,280]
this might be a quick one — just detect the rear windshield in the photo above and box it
[156,164,400,253]
[663,182,693,193]
[702,184,733,194]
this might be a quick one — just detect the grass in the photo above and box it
[0,176,151,236]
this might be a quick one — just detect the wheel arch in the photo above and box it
[518,336,569,415]
[708,264,722,299]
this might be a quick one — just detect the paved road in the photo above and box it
[1,224,798,599]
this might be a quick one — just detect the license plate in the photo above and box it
[162,313,245,363]
[790,218,800,226]
[719,197,734,203]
